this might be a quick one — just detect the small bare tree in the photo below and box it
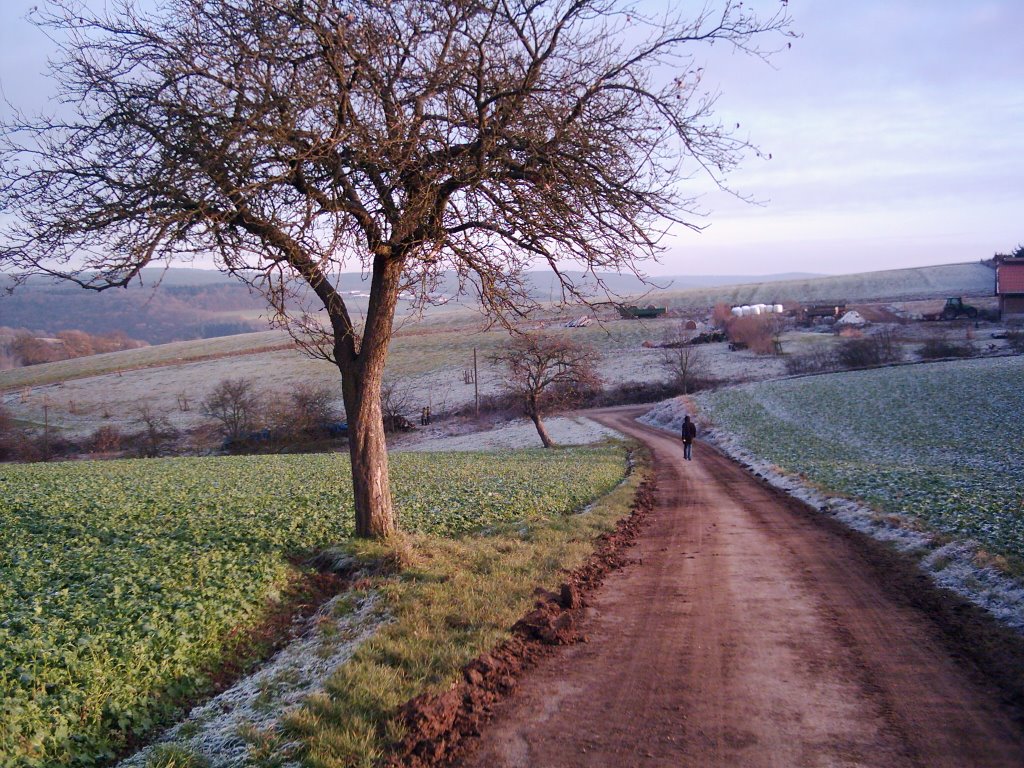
[660,340,708,395]
[491,334,600,448]
[0,404,21,461]
[380,379,415,434]
[1,0,792,537]
[726,314,785,355]
[134,402,178,457]
[264,383,342,441]
[202,378,260,444]
[291,383,341,435]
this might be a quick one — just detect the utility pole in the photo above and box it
[42,397,50,461]
[473,347,479,419]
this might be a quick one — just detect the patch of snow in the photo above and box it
[837,310,867,326]
[117,593,387,768]
[639,397,1024,634]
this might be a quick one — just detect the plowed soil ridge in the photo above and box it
[387,478,656,767]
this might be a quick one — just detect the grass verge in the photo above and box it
[270,443,649,768]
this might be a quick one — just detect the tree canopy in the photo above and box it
[1,0,792,536]
[492,333,601,447]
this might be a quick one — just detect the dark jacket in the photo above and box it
[681,418,697,443]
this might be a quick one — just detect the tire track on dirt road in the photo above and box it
[457,407,1024,767]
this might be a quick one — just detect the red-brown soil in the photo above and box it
[443,407,1024,768]
[389,475,656,767]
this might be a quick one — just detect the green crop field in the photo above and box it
[0,446,626,766]
[696,356,1024,560]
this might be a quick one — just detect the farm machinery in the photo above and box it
[617,304,667,319]
[940,297,979,320]
[799,303,846,323]
[922,297,980,321]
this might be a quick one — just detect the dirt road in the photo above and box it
[458,408,1024,767]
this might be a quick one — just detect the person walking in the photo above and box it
[681,414,697,461]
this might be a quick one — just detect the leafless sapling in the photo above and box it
[491,334,601,448]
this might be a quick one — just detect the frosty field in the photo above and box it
[695,356,1024,561]
[0,447,626,766]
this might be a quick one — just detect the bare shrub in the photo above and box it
[836,339,883,369]
[2,329,147,368]
[871,327,903,363]
[837,330,904,369]
[134,403,178,457]
[10,433,45,462]
[0,405,20,461]
[289,384,341,436]
[202,378,260,442]
[712,303,733,329]
[1006,331,1024,353]
[919,338,976,360]
[589,380,684,407]
[784,348,838,375]
[12,333,62,366]
[88,425,123,454]
[381,380,415,434]
[260,384,340,445]
[726,315,783,355]
[55,329,95,358]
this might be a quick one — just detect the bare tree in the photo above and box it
[264,382,342,442]
[379,379,416,434]
[134,402,179,457]
[0,0,792,537]
[491,334,600,448]
[660,334,709,395]
[202,378,260,444]
[0,404,20,461]
[290,383,341,436]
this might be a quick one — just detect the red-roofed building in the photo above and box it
[995,256,1024,318]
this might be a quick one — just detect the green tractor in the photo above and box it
[942,297,979,320]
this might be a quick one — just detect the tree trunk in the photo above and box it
[528,397,555,448]
[345,380,397,538]
[335,253,405,538]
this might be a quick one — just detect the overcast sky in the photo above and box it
[1,1,1022,277]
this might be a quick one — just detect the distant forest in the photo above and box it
[1,280,269,344]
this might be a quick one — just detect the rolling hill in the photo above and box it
[0,266,828,344]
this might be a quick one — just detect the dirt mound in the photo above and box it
[387,480,656,767]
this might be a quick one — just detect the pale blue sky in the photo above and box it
[2,1,1022,276]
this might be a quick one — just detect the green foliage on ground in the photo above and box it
[0,446,626,766]
[697,356,1024,559]
[282,450,646,768]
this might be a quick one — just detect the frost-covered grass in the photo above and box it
[0,447,626,767]
[656,261,995,309]
[0,331,294,391]
[695,356,1024,562]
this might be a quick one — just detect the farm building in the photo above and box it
[995,256,1024,319]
